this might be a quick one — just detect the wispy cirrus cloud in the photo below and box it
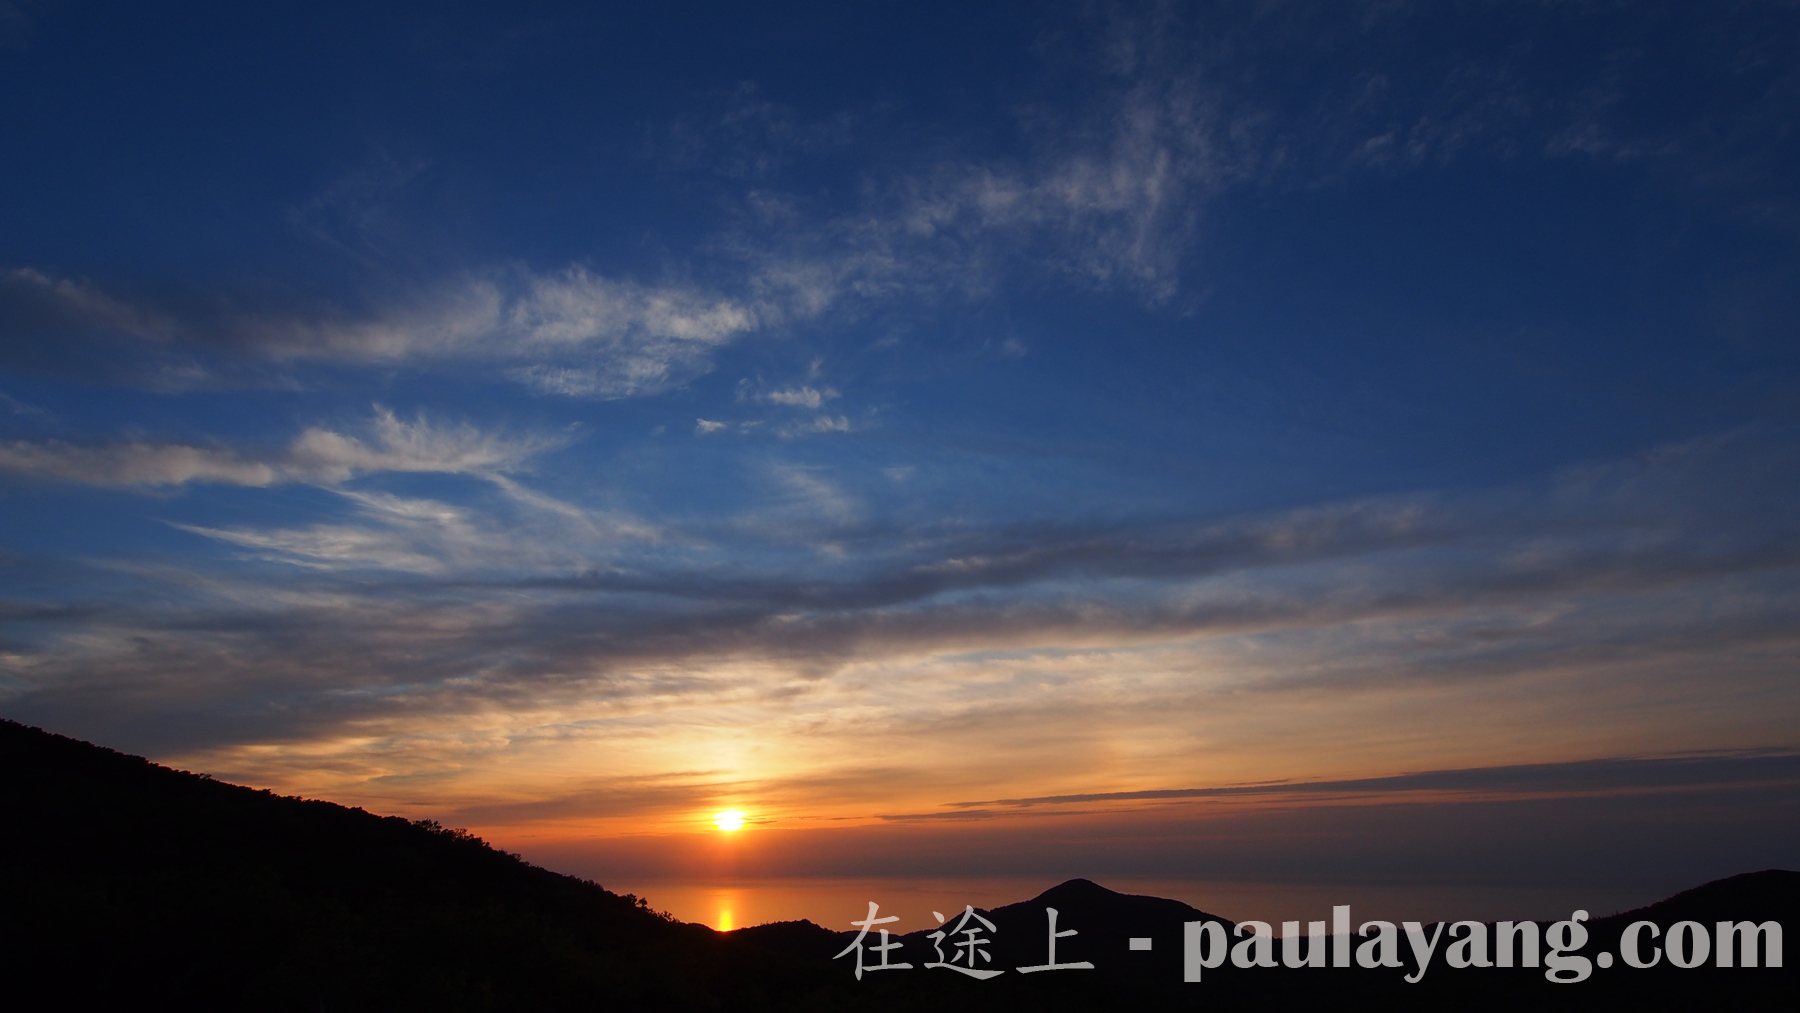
[0,390,47,417]
[0,407,554,488]
[698,1,1800,321]
[716,78,1236,312]
[0,267,182,342]
[174,510,462,574]
[4,425,1795,778]
[0,440,283,487]
[172,463,658,574]
[757,385,838,409]
[780,415,851,437]
[0,264,762,399]
[8,5,1793,410]
[0,16,1251,398]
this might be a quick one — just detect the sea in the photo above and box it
[606,877,1673,933]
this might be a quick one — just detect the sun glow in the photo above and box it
[713,809,746,832]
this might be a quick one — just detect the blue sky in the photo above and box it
[2,1,1797,892]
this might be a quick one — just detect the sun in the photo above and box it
[712,809,746,832]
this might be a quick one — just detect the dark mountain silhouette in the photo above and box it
[1,719,1791,1010]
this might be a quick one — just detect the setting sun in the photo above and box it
[712,810,746,832]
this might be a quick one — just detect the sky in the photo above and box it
[2,0,1798,916]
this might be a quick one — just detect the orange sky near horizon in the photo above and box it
[152,605,1800,895]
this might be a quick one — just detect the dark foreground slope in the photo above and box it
[1,720,1792,1010]
[0,721,842,1011]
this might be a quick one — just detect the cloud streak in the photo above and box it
[0,408,554,488]
[945,750,1800,811]
[2,427,1795,811]
[0,265,762,399]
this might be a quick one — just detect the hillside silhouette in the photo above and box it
[0,720,838,1010]
[1,720,1791,1010]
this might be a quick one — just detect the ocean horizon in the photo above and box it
[606,875,1686,933]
